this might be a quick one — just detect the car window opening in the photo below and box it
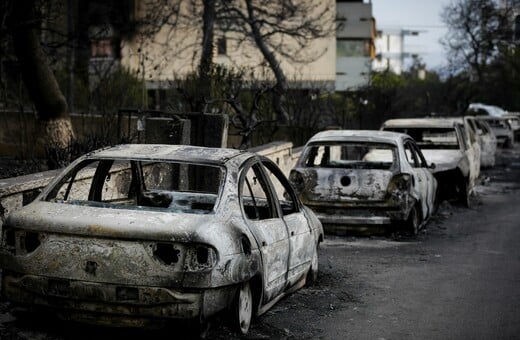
[45,159,224,214]
[302,142,396,170]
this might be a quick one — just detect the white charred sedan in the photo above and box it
[382,118,480,208]
[464,116,497,168]
[0,144,323,334]
[475,116,515,148]
[289,130,437,234]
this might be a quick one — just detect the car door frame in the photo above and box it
[238,157,290,303]
[456,123,478,190]
[258,157,315,287]
[403,138,433,220]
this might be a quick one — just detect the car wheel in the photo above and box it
[306,244,319,286]
[233,281,253,335]
[457,179,471,208]
[406,205,420,235]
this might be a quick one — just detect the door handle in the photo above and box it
[290,231,295,236]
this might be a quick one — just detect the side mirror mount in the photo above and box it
[429,163,436,170]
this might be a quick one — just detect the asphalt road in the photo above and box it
[0,146,519,339]
[228,145,520,339]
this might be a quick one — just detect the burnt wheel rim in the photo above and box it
[409,206,420,235]
[236,281,253,334]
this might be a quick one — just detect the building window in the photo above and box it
[217,36,227,55]
[337,40,370,57]
[90,39,114,58]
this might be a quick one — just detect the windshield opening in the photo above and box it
[384,127,460,150]
[45,159,224,214]
[301,142,396,170]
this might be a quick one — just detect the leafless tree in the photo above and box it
[219,0,335,123]
[441,0,513,81]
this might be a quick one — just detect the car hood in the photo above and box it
[421,150,465,173]
[5,201,244,252]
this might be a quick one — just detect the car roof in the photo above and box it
[86,144,247,164]
[382,118,459,129]
[306,130,408,145]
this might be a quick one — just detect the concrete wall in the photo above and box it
[0,141,301,226]
[249,141,301,176]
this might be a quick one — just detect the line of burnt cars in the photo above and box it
[0,116,505,335]
[290,115,503,236]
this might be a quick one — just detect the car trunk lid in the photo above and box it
[296,168,394,203]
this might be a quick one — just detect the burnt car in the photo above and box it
[504,114,520,139]
[289,130,437,234]
[464,116,497,168]
[475,116,515,148]
[0,144,323,334]
[382,118,479,207]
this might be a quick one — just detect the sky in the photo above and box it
[371,0,453,70]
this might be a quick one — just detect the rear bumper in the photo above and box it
[305,201,412,229]
[315,213,391,225]
[1,272,236,327]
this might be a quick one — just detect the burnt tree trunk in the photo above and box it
[11,0,75,165]
[245,0,289,123]
[199,0,215,106]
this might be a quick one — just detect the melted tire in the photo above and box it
[406,205,420,235]
[306,244,319,287]
[233,281,253,335]
[457,179,471,208]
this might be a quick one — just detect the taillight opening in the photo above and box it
[388,174,412,193]
[2,228,42,255]
[196,246,209,264]
[150,242,218,271]
[289,170,304,191]
[153,243,180,265]
[186,245,217,271]
[24,232,41,253]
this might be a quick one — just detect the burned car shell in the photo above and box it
[503,115,520,140]
[382,118,479,207]
[475,116,515,148]
[464,116,497,168]
[289,130,437,233]
[0,144,323,332]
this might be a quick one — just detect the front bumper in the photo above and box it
[1,272,236,327]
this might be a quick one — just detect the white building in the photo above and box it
[372,29,419,75]
[335,0,376,91]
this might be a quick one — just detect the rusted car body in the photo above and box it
[476,116,515,148]
[382,118,480,207]
[464,116,497,168]
[289,130,437,234]
[0,144,323,334]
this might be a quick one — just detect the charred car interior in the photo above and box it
[46,159,222,214]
